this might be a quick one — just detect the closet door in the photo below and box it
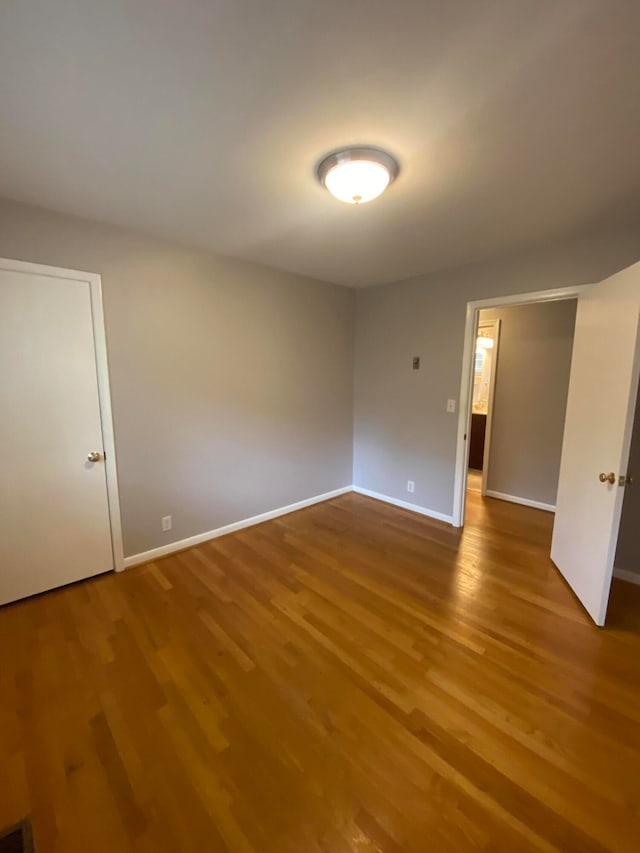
[0,264,115,604]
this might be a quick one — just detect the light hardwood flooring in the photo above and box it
[1,490,640,852]
[467,469,483,493]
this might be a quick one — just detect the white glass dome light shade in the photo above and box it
[324,160,390,204]
[317,146,399,204]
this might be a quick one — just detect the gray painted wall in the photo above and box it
[2,196,640,558]
[0,199,354,557]
[353,222,640,519]
[615,378,640,577]
[480,301,577,508]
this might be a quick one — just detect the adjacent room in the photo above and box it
[466,298,578,512]
[1,2,640,851]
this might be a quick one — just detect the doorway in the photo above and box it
[453,288,583,529]
[467,318,500,498]
[466,300,578,513]
[0,258,123,605]
[452,266,640,626]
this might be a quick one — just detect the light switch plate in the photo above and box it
[446,399,456,413]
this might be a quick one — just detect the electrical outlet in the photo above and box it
[162,515,172,532]
[407,480,415,493]
[446,399,456,413]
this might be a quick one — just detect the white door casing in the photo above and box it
[453,286,584,528]
[0,259,123,605]
[551,262,640,626]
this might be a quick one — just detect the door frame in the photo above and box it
[474,318,501,497]
[0,257,125,572]
[452,285,586,528]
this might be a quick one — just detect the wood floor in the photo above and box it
[467,469,483,493]
[1,491,640,852]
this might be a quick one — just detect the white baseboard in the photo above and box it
[613,567,640,586]
[484,490,555,513]
[352,486,453,525]
[123,486,352,568]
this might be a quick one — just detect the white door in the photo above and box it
[0,265,115,605]
[551,262,640,626]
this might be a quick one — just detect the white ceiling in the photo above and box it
[1,1,640,287]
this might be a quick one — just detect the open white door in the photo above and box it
[552,262,640,625]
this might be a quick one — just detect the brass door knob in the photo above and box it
[599,472,616,485]
[87,451,102,463]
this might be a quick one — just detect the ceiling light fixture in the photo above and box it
[316,146,399,204]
